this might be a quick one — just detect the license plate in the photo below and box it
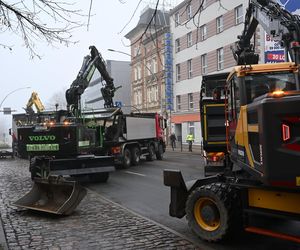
[34,125,48,131]
[26,144,59,151]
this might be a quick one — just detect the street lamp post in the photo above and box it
[107,49,131,57]
[0,86,31,110]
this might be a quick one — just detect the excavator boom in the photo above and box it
[66,46,119,116]
[25,92,45,114]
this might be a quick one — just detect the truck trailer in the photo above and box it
[82,107,166,168]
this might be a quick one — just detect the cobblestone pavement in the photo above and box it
[0,159,199,250]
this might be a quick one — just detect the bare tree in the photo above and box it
[45,87,67,110]
[0,0,84,58]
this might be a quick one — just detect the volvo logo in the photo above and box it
[29,135,56,141]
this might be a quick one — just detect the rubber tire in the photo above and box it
[131,147,141,166]
[122,148,132,168]
[88,172,109,183]
[185,183,241,242]
[156,144,164,160]
[146,144,155,161]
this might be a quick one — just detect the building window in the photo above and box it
[161,55,165,70]
[137,65,141,79]
[187,59,192,79]
[176,64,181,81]
[187,4,192,19]
[217,48,224,70]
[134,67,138,81]
[176,95,181,110]
[138,90,142,105]
[146,60,152,76]
[235,5,243,25]
[201,54,207,75]
[153,57,157,74]
[188,122,195,136]
[200,25,207,41]
[154,85,158,101]
[216,16,224,33]
[134,90,142,105]
[175,12,180,26]
[188,93,194,109]
[187,32,192,47]
[147,86,158,103]
[175,38,181,52]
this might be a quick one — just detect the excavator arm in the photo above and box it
[233,0,300,68]
[66,46,118,116]
[24,92,45,114]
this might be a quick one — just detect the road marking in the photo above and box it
[124,171,146,177]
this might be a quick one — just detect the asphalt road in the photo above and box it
[87,150,300,250]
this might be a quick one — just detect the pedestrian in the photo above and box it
[170,133,176,151]
[186,133,194,152]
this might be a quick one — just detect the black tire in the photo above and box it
[156,144,164,160]
[88,172,109,183]
[146,144,155,161]
[185,183,241,242]
[131,147,141,166]
[122,148,132,168]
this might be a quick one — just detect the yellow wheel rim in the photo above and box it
[194,197,220,231]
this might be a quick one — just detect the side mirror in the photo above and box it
[9,128,12,136]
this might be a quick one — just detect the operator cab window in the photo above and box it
[227,76,240,121]
[245,72,296,103]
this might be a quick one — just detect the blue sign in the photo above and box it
[265,50,285,63]
[115,101,122,107]
[164,33,173,111]
[277,0,300,14]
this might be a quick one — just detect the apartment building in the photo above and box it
[125,8,170,114]
[170,0,255,144]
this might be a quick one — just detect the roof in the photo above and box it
[169,0,190,15]
[125,8,169,39]
[229,62,299,78]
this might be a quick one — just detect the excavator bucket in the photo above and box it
[13,177,87,215]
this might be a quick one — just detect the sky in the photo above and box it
[0,0,164,133]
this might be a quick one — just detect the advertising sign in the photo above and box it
[264,50,285,63]
[264,32,285,63]
[164,33,173,111]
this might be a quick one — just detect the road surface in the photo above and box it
[87,150,300,250]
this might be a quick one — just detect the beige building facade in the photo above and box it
[170,0,256,144]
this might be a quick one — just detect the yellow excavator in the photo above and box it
[164,0,300,244]
[24,92,45,115]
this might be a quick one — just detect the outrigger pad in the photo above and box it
[13,177,87,215]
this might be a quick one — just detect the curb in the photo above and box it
[0,215,8,250]
[165,147,202,155]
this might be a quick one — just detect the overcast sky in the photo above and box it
[0,1,162,131]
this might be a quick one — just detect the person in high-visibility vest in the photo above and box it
[186,133,194,152]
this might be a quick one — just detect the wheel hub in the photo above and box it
[201,204,219,225]
[194,197,220,231]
